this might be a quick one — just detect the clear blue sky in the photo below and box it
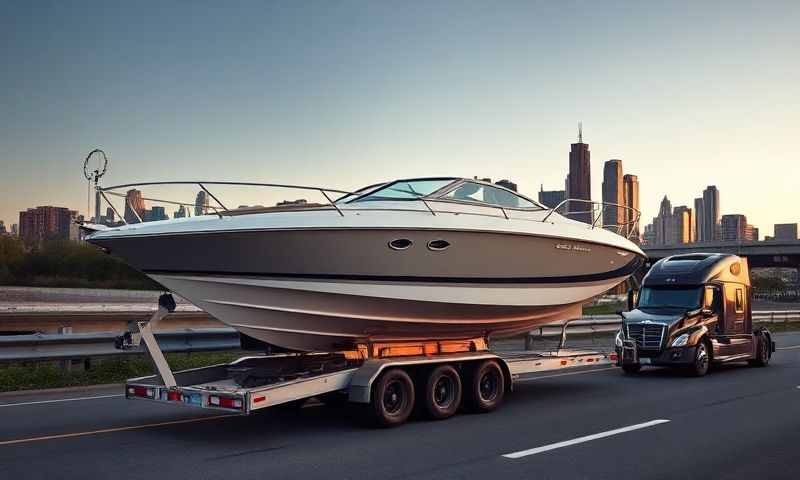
[1,1,798,235]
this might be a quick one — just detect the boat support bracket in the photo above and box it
[114,293,178,388]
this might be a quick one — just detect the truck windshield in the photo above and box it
[638,287,703,310]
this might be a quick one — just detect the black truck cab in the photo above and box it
[615,253,774,376]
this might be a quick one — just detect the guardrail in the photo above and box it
[0,311,797,364]
[0,328,239,363]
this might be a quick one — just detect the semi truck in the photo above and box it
[615,253,774,376]
[120,294,616,427]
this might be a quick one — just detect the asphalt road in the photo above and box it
[2,333,799,480]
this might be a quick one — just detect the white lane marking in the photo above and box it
[776,345,800,350]
[0,394,123,408]
[502,419,670,459]
[515,366,616,382]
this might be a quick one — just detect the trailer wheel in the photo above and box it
[466,360,505,413]
[422,365,462,420]
[370,368,415,427]
[748,334,771,367]
[689,341,710,377]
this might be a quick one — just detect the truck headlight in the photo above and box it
[671,333,690,347]
[615,330,624,348]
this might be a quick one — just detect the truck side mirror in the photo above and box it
[627,289,639,311]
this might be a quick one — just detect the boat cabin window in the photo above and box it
[349,179,455,202]
[638,286,703,310]
[441,182,541,209]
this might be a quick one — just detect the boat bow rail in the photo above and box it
[93,178,640,240]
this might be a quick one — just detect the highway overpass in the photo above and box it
[643,239,800,268]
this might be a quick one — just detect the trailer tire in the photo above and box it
[465,360,505,413]
[370,368,415,427]
[422,365,462,420]
[689,341,710,377]
[748,334,771,367]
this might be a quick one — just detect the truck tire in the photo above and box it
[370,368,415,427]
[465,360,505,413]
[689,341,710,377]
[748,334,771,367]
[421,364,462,420]
[622,364,641,374]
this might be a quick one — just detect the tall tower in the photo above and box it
[124,189,145,224]
[195,191,209,216]
[623,174,639,239]
[602,160,624,231]
[693,197,705,242]
[702,186,720,241]
[568,123,592,223]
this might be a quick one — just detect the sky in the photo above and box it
[1,1,798,236]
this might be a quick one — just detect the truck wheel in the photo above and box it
[689,342,710,377]
[465,360,505,413]
[422,364,462,420]
[622,364,641,374]
[748,335,771,367]
[370,368,415,427]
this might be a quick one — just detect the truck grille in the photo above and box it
[627,323,665,350]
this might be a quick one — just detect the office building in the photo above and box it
[18,206,73,244]
[567,124,591,223]
[701,186,720,241]
[10,224,18,236]
[0,221,6,235]
[602,159,624,230]
[623,174,640,239]
[195,191,209,216]
[538,186,566,209]
[673,206,694,244]
[144,206,169,222]
[652,196,673,245]
[693,197,704,243]
[495,179,517,192]
[642,223,656,245]
[774,223,798,240]
[174,205,188,219]
[721,214,756,241]
[124,189,146,224]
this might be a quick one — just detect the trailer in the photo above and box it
[122,294,616,427]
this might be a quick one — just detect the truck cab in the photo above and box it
[615,253,774,376]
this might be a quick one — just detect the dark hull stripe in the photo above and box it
[145,257,644,285]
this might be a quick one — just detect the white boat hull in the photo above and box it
[151,273,624,351]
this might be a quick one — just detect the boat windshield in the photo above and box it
[335,182,387,203]
[349,179,456,202]
[441,181,543,210]
[638,287,703,310]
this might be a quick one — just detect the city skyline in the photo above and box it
[1,2,798,235]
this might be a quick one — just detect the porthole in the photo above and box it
[427,239,450,251]
[388,238,413,250]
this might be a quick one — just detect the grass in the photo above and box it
[0,351,243,393]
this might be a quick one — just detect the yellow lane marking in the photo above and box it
[0,414,239,446]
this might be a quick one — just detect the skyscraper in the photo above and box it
[623,174,640,239]
[721,214,756,241]
[567,124,591,223]
[693,197,705,242]
[653,196,673,245]
[195,191,209,216]
[602,159,624,230]
[0,221,6,235]
[702,186,720,242]
[174,205,188,219]
[538,185,566,209]
[124,189,145,224]
[673,206,694,244]
[10,224,18,236]
[18,206,73,245]
[495,179,517,192]
[774,223,798,240]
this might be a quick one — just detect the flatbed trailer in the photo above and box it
[123,295,616,427]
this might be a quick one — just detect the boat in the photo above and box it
[85,177,645,351]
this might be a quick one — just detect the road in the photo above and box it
[1,333,799,480]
